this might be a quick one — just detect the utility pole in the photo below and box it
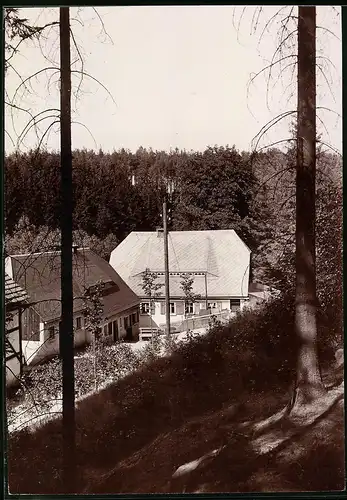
[204,273,208,310]
[59,7,75,491]
[163,200,170,339]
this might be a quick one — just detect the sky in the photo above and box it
[5,6,342,154]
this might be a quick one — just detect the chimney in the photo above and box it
[156,227,164,238]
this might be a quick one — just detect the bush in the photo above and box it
[7,341,144,429]
[94,342,142,384]
[7,293,339,434]
[172,292,339,393]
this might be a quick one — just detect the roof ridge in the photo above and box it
[130,229,236,235]
[9,247,92,259]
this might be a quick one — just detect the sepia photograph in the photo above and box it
[3,5,344,495]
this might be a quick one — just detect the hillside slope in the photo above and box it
[7,298,344,494]
[87,387,344,494]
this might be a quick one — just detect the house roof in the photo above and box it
[5,273,28,307]
[6,248,139,322]
[109,230,251,298]
[249,282,272,293]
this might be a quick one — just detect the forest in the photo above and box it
[5,145,341,267]
[5,143,342,346]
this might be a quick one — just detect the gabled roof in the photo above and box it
[5,273,28,307]
[6,248,139,322]
[110,230,251,298]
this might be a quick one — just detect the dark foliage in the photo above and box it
[5,146,271,252]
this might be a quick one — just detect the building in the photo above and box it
[248,282,280,308]
[5,273,28,387]
[5,248,140,365]
[109,229,251,333]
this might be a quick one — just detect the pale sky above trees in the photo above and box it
[5,6,342,154]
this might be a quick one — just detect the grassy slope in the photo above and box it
[92,389,344,494]
[7,299,344,494]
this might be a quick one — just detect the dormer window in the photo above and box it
[101,281,119,296]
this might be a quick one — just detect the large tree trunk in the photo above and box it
[291,6,326,410]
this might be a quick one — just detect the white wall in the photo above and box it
[6,311,21,387]
[23,321,46,365]
[23,318,88,365]
[5,256,13,278]
[24,307,140,365]
[139,301,186,330]
[8,326,20,354]
[155,301,186,328]
[139,298,249,331]
[220,300,230,311]
[22,340,42,365]
[6,357,20,387]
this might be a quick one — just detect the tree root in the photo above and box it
[250,382,343,455]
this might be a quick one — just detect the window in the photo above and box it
[185,302,194,314]
[48,326,55,338]
[132,313,137,324]
[119,317,122,328]
[103,325,108,336]
[140,302,150,314]
[108,322,113,336]
[76,316,82,329]
[170,302,176,314]
[230,299,241,312]
[208,303,217,310]
[124,316,129,329]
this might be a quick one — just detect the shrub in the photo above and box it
[7,292,339,434]
[23,357,62,408]
[141,331,163,363]
[95,343,142,382]
[7,341,144,430]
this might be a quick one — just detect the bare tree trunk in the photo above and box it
[291,6,326,410]
[59,6,75,491]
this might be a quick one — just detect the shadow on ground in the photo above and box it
[89,391,344,494]
[7,301,344,494]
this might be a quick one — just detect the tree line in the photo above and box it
[5,146,265,243]
[5,144,341,310]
